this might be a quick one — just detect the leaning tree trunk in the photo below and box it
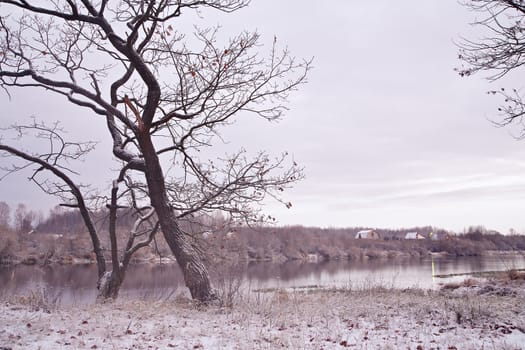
[159,215,214,301]
[138,134,214,302]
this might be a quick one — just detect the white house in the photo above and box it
[355,230,380,240]
[405,232,426,240]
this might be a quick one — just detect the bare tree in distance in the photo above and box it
[457,0,525,138]
[0,202,9,229]
[0,1,310,302]
[13,203,36,233]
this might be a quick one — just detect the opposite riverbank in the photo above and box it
[2,224,525,268]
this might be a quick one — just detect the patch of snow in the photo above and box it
[1,286,524,349]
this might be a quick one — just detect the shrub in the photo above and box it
[0,227,19,263]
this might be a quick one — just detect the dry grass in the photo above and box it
[462,277,478,287]
[507,268,525,280]
[442,277,484,290]
[442,282,461,290]
[6,287,60,313]
[2,283,524,349]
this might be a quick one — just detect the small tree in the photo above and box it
[0,201,9,229]
[1,122,165,299]
[0,1,309,302]
[13,203,36,233]
[457,0,525,137]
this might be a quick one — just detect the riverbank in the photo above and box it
[3,241,524,269]
[1,279,524,349]
[3,224,525,268]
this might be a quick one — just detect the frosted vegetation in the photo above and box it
[2,277,524,349]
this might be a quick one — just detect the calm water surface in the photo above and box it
[1,255,524,305]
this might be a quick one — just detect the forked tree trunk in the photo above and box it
[96,269,126,301]
[138,133,214,302]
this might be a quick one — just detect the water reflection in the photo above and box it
[1,255,524,305]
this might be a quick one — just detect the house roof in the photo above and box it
[357,230,374,234]
[405,232,424,239]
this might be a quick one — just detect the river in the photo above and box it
[1,254,524,305]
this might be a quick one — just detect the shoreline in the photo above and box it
[2,249,524,268]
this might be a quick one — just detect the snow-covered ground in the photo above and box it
[1,280,524,349]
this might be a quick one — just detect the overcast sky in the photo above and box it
[1,0,525,233]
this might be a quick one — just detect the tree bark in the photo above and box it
[160,218,214,301]
[137,132,214,302]
[97,270,125,301]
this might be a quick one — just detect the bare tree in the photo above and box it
[0,1,309,302]
[13,203,36,233]
[0,201,9,229]
[458,0,525,137]
[0,121,164,299]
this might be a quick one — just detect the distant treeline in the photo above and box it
[1,203,525,266]
[0,202,139,235]
[213,225,525,262]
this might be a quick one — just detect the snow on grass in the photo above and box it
[1,282,524,349]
